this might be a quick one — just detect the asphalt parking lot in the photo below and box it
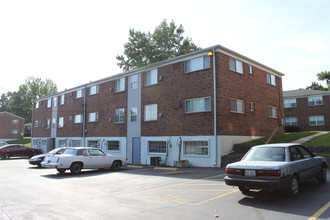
[0,159,329,220]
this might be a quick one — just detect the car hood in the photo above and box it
[30,154,46,160]
[226,160,288,170]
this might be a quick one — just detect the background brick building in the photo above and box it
[283,89,330,131]
[0,112,25,141]
[31,45,284,167]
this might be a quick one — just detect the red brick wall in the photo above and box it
[0,113,24,139]
[32,100,52,137]
[284,95,330,131]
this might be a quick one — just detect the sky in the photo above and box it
[0,0,329,95]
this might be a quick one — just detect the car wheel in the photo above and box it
[317,165,327,184]
[3,153,10,160]
[70,163,82,174]
[238,186,251,196]
[111,161,121,170]
[287,175,299,196]
[57,168,66,173]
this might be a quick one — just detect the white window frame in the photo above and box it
[107,140,120,152]
[60,94,65,105]
[284,98,297,108]
[115,77,125,93]
[185,97,211,113]
[88,112,98,122]
[148,141,167,154]
[230,98,245,114]
[71,140,81,147]
[74,114,83,124]
[58,139,67,147]
[183,140,209,157]
[250,102,255,112]
[130,74,139,90]
[130,107,137,122]
[229,58,243,74]
[266,73,276,86]
[34,120,40,128]
[12,119,19,124]
[145,69,158,86]
[248,65,253,74]
[309,115,324,126]
[184,56,210,73]
[12,130,19,134]
[35,101,40,109]
[144,104,158,121]
[76,89,84,99]
[58,117,64,128]
[89,85,99,96]
[46,118,51,129]
[308,96,323,106]
[268,106,278,119]
[114,108,125,124]
[47,99,52,108]
[284,117,298,126]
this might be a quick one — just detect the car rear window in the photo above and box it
[62,149,78,156]
[244,147,285,161]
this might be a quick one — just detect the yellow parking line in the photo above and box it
[309,201,330,220]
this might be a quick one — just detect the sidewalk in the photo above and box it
[291,132,328,144]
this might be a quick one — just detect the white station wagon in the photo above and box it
[41,147,128,174]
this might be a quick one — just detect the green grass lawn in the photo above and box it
[304,132,330,146]
[7,137,31,147]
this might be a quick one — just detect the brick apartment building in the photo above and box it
[0,112,25,141]
[283,89,330,131]
[31,44,284,167]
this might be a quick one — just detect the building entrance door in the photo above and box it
[132,137,141,165]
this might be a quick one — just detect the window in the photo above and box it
[53,97,57,107]
[130,107,137,122]
[266,73,276,86]
[12,130,19,134]
[148,141,166,153]
[130,74,139,90]
[268,106,277,118]
[308,96,323,106]
[34,120,40,128]
[115,77,125,92]
[71,140,81,147]
[60,94,65,105]
[58,117,64,128]
[230,99,245,114]
[58,140,67,147]
[35,101,40,109]
[46,119,50,129]
[144,104,157,121]
[309,115,324,126]
[52,118,56,128]
[145,69,158,86]
[185,97,211,113]
[88,112,98,122]
[74,114,83,124]
[184,56,210,73]
[47,99,52,108]
[114,108,125,123]
[284,98,297,108]
[12,119,19,124]
[89,85,99,96]
[284,117,298,126]
[184,141,209,156]
[229,58,243,74]
[248,65,253,74]
[250,102,255,112]
[76,89,84,98]
[88,140,98,147]
[107,141,120,151]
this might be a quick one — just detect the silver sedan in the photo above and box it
[224,143,328,196]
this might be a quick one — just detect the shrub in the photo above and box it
[284,126,300,132]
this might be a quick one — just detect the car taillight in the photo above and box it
[226,168,244,175]
[256,170,281,176]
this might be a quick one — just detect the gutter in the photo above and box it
[211,48,218,167]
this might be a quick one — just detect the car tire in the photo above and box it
[287,175,299,196]
[238,186,251,196]
[3,153,10,160]
[111,161,121,170]
[57,168,66,173]
[317,165,327,184]
[70,163,82,174]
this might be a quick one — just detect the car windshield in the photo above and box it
[48,148,64,155]
[243,147,285,161]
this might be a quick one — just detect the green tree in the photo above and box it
[316,70,330,88]
[306,82,327,91]
[117,19,200,71]
[6,77,57,123]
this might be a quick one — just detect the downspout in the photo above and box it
[83,87,87,146]
[211,48,218,167]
